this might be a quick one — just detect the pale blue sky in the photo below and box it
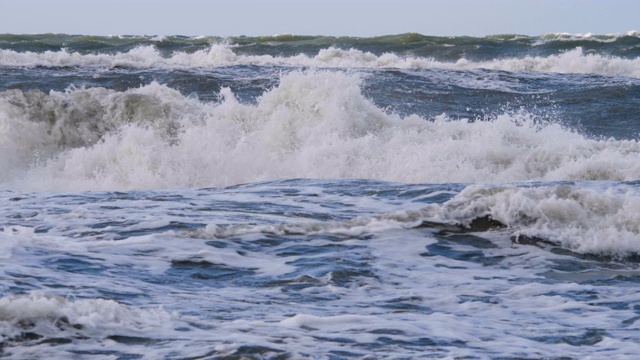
[1,0,638,37]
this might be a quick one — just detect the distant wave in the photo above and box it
[1,31,639,46]
[0,45,638,78]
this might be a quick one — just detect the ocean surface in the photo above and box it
[1,32,640,358]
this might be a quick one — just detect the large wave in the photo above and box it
[1,71,639,191]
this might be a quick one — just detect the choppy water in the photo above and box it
[1,32,640,359]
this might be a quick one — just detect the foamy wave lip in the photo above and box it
[422,184,640,257]
[0,292,172,341]
[1,44,639,77]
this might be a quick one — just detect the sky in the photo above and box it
[1,0,638,37]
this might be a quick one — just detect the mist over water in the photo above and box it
[1,33,640,358]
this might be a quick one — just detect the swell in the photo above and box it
[2,71,640,191]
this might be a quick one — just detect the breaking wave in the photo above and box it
[2,71,640,191]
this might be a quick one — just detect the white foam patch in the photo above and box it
[1,45,639,77]
[2,72,640,192]
[166,240,296,276]
[0,292,172,340]
[280,313,379,329]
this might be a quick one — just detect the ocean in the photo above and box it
[1,32,640,358]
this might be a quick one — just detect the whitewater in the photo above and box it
[1,33,640,358]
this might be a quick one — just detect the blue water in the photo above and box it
[1,33,640,358]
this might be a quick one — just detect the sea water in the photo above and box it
[1,32,640,358]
